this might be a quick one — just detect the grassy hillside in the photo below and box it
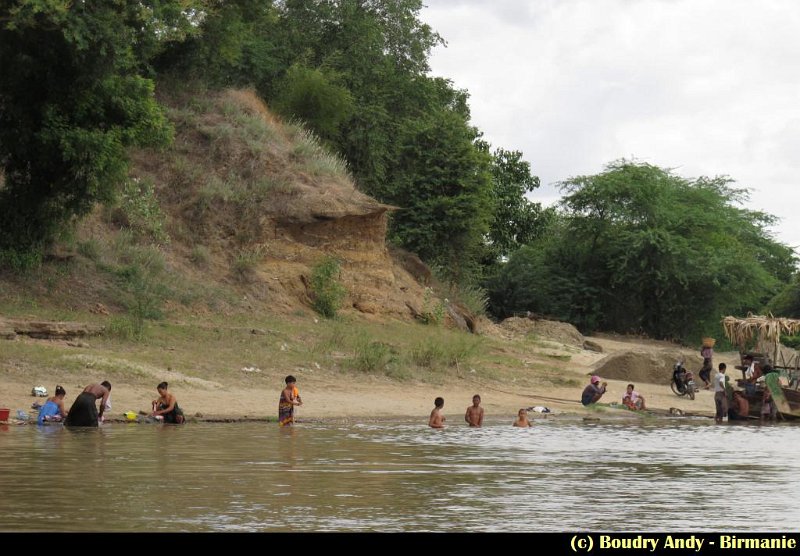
[0,87,606,421]
[0,87,450,331]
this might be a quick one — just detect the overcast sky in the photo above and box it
[422,0,800,254]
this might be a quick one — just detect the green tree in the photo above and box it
[768,274,800,318]
[272,64,354,141]
[154,1,285,92]
[489,160,797,341]
[155,0,512,286]
[479,144,551,262]
[0,0,198,257]
[384,97,492,283]
[274,0,443,196]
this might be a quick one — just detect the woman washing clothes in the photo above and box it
[151,382,185,424]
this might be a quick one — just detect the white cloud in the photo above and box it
[422,0,800,253]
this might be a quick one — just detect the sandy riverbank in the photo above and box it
[1,334,737,424]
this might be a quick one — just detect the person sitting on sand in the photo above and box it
[728,391,750,421]
[37,385,68,425]
[513,408,532,427]
[464,394,484,427]
[64,381,111,427]
[622,383,646,410]
[581,375,607,406]
[279,375,302,427]
[429,397,445,429]
[151,382,185,424]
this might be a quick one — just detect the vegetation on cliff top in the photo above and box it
[0,1,796,344]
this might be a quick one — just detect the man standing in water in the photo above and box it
[64,381,111,427]
[429,397,445,428]
[464,394,484,427]
[714,363,728,424]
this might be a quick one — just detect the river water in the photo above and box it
[1,419,797,532]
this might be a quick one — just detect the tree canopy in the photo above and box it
[0,0,199,256]
[2,1,796,343]
[488,160,797,341]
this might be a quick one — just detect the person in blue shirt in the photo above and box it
[37,385,68,425]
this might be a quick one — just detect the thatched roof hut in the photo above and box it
[722,313,800,367]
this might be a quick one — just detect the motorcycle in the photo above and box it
[670,362,696,400]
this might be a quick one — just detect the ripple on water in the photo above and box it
[0,421,797,531]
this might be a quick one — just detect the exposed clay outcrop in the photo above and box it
[125,89,438,323]
[1,319,104,340]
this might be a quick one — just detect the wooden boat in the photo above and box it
[734,374,800,420]
[722,314,800,420]
[765,372,800,419]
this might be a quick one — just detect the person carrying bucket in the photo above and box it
[699,337,715,389]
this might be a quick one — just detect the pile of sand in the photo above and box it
[499,317,584,347]
[592,350,703,385]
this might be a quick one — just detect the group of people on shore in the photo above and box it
[580,375,647,411]
[576,339,781,424]
[35,381,184,426]
[34,349,781,428]
[703,345,779,424]
[427,394,535,428]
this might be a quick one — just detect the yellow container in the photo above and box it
[124,411,138,421]
[702,337,716,348]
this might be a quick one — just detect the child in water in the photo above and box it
[513,408,532,427]
[464,394,484,427]
[279,375,302,426]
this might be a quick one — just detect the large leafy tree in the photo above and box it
[489,160,797,341]
[768,275,800,318]
[273,0,443,196]
[271,63,354,142]
[270,1,495,281]
[0,0,198,256]
[154,1,285,92]
[383,83,492,282]
[479,144,551,263]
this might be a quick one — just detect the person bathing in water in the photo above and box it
[429,397,445,429]
[513,408,532,427]
[464,394,484,427]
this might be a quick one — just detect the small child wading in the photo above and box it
[279,375,302,426]
[464,394,484,427]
